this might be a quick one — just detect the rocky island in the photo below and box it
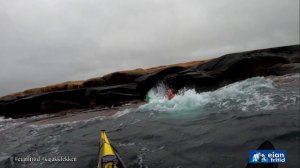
[0,44,299,118]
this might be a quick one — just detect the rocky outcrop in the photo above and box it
[164,45,299,92]
[0,61,207,101]
[0,45,299,118]
[0,81,84,101]
[82,60,208,87]
[268,63,300,76]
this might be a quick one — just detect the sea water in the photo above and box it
[0,74,299,168]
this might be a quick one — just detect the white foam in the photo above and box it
[0,117,12,122]
[112,108,134,119]
[0,117,26,132]
[28,115,105,131]
[139,77,285,113]
[28,108,134,131]
[0,122,26,132]
[118,142,135,147]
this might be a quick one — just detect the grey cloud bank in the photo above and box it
[0,0,299,96]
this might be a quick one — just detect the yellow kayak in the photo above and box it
[97,130,126,168]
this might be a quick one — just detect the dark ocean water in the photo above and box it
[0,74,299,168]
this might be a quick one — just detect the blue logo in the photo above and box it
[249,150,287,163]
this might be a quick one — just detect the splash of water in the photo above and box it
[139,77,281,114]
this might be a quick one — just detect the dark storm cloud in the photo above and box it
[0,0,299,96]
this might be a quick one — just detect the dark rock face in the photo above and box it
[41,100,81,113]
[83,83,139,107]
[268,63,300,76]
[0,84,139,118]
[82,70,146,87]
[135,66,187,96]
[140,45,299,93]
[0,89,87,118]
[165,45,299,92]
[0,45,299,118]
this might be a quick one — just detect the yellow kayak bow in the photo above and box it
[97,130,126,168]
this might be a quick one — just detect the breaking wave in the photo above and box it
[139,76,298,114]
[0,117,25,132]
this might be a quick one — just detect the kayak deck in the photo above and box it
[97,130,126,168]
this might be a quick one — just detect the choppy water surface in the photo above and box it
[0,74,299,168]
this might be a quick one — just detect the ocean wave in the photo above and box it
[0,117,26,132]
[139,76,298,114]
[0,117,13,123]
[28,108,135,131]
[28,116,105,131]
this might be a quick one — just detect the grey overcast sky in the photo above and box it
[0,0,299,96]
